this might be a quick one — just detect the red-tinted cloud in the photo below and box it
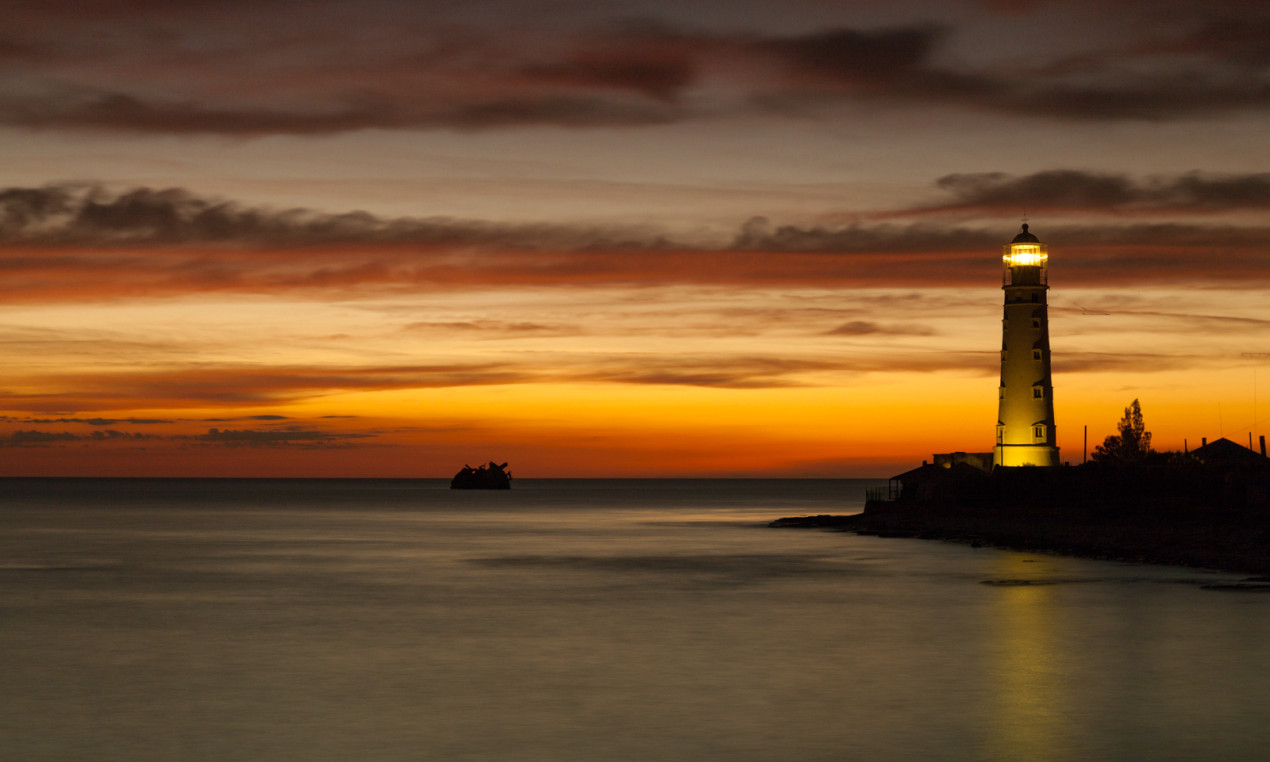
[1,184,1267,301]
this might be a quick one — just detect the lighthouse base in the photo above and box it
[993,444,1060,468]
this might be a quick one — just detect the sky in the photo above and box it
[2,0,1269,477]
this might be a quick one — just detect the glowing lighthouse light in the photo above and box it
[993,223,1060,468]
[1003,244,1046,267]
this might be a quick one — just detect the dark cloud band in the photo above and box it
[1,183,1267,299]
[0,7,1266,134]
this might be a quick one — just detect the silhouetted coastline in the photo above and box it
[772,460,1270,576]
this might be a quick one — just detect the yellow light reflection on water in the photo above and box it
[982,557,1068,762]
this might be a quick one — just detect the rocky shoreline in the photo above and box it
[770,463,1270,578]
[770,511,1270,578]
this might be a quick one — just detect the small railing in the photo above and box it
[1004,265,1047,287]
[865,486,894,503]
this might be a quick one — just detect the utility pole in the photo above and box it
[1243,353,1270,450]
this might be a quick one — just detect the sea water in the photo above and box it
[2,478,1268,761]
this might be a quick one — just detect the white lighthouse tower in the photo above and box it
[993,223,1060,468]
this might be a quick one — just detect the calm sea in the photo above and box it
[2,478,1267,761]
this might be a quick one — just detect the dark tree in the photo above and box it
[1092,398,1152,464]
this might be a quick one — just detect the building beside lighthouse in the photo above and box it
[993,223,1059,467]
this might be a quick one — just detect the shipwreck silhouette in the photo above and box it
[451,461,512,490]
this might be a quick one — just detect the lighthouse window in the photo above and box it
[1032,319,1040,329]
[1033,387,1043,398]
[1034,426,1045,438]
[1033,350,1042,360]
[1031,293,1039,303]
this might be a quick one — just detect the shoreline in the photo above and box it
[762,490,1270,574]
[770,512,1270,581]
[770,453,1270,582]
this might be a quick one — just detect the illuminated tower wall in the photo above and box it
[993,224,1060,468]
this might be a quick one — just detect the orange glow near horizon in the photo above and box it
[4,274,1268,477]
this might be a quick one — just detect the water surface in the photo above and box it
[2,479,1266,761]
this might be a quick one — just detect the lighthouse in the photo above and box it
[993,223,1060,468]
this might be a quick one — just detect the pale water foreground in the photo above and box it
[2,478,1268,761]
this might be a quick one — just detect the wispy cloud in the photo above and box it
[0,428,158,447]
[1092,310,1270,334]
[0,346,1002,419]
[0,184,664,248]
[181,427,372,448]
[908,171,1270,215]
[1,424,372,449]
[0,416,176,425]
[401,320,579,337]
[1055,352,1203,373]
[826,321,936,337]
[0,414,295,424]
[577,356,844,389]
[1,430,81,446]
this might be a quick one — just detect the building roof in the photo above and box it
[889,463,941,482]
[1192,437,1264,463]
[1011,223,1040,244]
[889,461,988,482]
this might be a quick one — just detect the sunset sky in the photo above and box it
[2,0,1269,477]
